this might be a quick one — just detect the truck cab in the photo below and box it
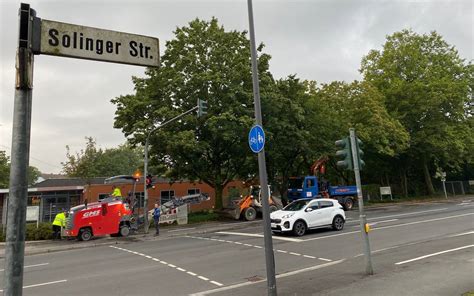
[287,176,357,211]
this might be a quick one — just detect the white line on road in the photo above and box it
[0,279,67,292]
[216,231,303,242]
[303,255,316,259]
[395,245,474,265]
[347,208,449,224]
[318,257,332,262]
[449,231,474,237]
[109,246,222,287]
[168,227,196,232]
[0,262,49,272]
[289,252,301,256]
[352,219,398,228]
[189,260,344,296]
[303,212,474,242]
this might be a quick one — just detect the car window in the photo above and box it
[318,200,334,209]
[283,200,310,211]
[308,202,319,210]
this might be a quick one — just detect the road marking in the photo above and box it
[318,257,332,262]
[0,262,49,272]
[168,227,196,232]
[109,246,222,286]
[187,235,330,262]
[449,231,474,237]
[395,245,474,265]
[304,212,474,242]
[216,231,303,242]
[352,219,398,228]
[0,279,67,292]
[347,208,449,223]
[189,260,344,296]
[210,281,224,287]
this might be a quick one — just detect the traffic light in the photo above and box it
[335,137,353,171]
[146,174,154,189]
[197,99,208,117]
[133,170,141,182]
[355,137,365,170]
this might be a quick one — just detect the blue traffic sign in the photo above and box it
[248,125,265,153]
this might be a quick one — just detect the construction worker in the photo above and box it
[52,209,67,240]
[111,185,122,198]
[152,203,161,236]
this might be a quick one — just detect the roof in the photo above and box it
[34,178,107,188]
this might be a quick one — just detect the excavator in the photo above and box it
[225,185,281,221]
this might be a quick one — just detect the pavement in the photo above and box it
[0,195,471,258]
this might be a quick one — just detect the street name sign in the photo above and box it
[248,125,265,153]
[36,19,160,67]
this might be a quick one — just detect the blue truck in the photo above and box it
[287,176,357,210]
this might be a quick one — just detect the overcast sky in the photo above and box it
[0,0,472,174]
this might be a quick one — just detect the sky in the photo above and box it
[0,0,472,174]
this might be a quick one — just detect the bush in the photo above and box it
[188,211,219,224]
[0,222,53,242]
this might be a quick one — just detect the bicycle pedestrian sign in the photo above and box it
[248,125,265,153]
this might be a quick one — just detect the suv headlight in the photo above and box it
[281,213,295,219]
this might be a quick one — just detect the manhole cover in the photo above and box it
[246,275,264,282]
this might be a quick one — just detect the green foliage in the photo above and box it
[188,211,220,224]
[361,29,473,195]
[0,223,53,242]
[112,18,273,208]
[62,137,143,181]
[0,150,42,188]
[0,151,9,188]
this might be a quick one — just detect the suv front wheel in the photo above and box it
[292,220,306,236]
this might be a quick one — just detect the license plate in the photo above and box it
[271,223,276,228]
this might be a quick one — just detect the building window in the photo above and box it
[187,188,200,195]
[160,190,175,204]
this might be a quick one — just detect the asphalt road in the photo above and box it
[1,198,473,296]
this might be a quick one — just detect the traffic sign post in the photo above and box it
[247,0,277,295]
[5,4,161,294]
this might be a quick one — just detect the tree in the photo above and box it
[62,137,142,180]
[0,151,9,188]
[0,150,42,187]
[112,18,275,209]
[361,29,473,195]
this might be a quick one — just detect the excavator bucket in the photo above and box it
[220,207,241,220]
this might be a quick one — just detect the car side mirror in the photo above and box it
[305,207,313,212]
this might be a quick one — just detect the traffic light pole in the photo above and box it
[247,0,277,295]
[143,106,198,234]
[349,128,374,275]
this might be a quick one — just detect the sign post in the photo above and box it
[247,0,277,295]
[5,4,160,294]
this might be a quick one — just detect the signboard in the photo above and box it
[380,187,392,195]
[248,125,265,153]
[26,206,40,222]
[37,19,160,67]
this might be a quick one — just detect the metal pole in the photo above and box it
[247,0,277,294]
[349,128,374,275]
[442,180,447,199]
[143,136,149,234]
[4,4,35,294]
[142,105,198,234]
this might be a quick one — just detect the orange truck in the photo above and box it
[64,198,132,241]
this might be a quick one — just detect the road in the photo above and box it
[0,198,473,295]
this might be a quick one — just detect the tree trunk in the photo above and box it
[422,159,435,196]
[400,168,408,198]
[214,185,224,209]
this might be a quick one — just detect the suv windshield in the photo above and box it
[288,178,303,189]
[283,199,310,211]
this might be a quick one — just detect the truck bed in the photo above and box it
[328,185,357,196]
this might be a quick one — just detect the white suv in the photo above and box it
[270,198,346,236]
